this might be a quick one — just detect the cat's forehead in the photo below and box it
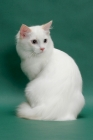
[29,26,47,38]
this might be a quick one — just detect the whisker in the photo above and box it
[28,51,38,58]
[28,52,34,58]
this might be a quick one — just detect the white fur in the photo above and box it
[16,22,85,121]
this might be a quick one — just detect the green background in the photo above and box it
[0,0,93,139]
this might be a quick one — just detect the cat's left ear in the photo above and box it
[20,24,31,39]
[42,21,52,33]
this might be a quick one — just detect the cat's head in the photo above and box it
[16,21,53,55]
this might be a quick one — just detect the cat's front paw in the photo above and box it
[16,102,32,119]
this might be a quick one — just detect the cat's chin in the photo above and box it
[34,50,46,55]
[29,51,45,57]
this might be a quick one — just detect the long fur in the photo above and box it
[16,22,85,121]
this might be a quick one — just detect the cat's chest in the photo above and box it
[21,58,46,80]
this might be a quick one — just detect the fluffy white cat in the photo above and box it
[16,21,85,121]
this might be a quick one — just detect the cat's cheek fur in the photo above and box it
[16,22,85,121]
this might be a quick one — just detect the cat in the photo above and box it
[16,21,85,121]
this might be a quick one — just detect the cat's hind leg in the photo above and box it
[56,114,76,121]
[68,92,85,119]
[56,92,85,121]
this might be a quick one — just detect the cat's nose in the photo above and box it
[40,48,45,51]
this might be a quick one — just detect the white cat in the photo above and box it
[16,21,85,121]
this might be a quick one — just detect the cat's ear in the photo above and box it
[42,21,52,33]
[20,24,31,39]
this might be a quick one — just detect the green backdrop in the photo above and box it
[0,0,93,140]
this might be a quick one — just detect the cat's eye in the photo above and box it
[31,40,37,44]
[44,39,47,43]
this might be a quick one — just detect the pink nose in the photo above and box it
[40,48,45,51]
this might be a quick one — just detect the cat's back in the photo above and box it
[51,48,77,69]
[53,48,73,61]
[41,48,82,83]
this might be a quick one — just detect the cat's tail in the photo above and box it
[16,102,33,119]
[16,102,42,120]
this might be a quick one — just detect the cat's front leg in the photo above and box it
[16,102,45,120]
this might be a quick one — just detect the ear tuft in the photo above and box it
[20,24,31,39]
[42,20,53,31]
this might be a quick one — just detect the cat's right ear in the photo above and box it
[42,21,53,34]
[20,24,31,39]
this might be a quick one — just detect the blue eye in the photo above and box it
[44,39,47,43]
[32,40,37,44]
